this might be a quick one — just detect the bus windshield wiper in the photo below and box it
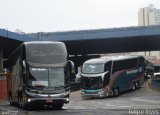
[53,85,65,88]
[33,85,46,89]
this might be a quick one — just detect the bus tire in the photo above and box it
[110,89,114,97]
[135,81,139,89]
[8,93,13,105]
[132,82,136,91]
[20,94,26,109]
[53,103,64,110]
[18,95,21,107]
[18,92,24,108]
[114,88,119,97]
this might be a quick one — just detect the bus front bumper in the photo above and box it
[26,97,69,105]
[81,91,108,98]
[81,94,101,98]
[25,90,70,104]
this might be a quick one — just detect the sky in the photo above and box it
[0,0,160,33]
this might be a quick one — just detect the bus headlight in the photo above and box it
[81,90,85,95]
[98,91,104,95]
[66,98,69,102]
[27,98,31,102]
[61,91,70,96]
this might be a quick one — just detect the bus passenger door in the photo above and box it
[104,61,111,88]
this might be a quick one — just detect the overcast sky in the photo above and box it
[0,0,160,33]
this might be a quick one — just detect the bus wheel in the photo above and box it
[18,93,25,108]
[21,93,28,109]
[110,89,114,97]
[135,81,139,89]
[132,82,136,90]
[18,95,22,107]
[114,88,119,97]
[53,103,64,110]
[20,96,25,108]
[9,94,13,105]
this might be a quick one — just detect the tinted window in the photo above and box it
[49,68,65,87]
[113,58,138,73]
[104,61,112,73]
[103,72,110,86]
[82,63,104,74]
[26,43,67,64]
[29,68,48,87]
[28,67,66,88]
[154,66,160,73]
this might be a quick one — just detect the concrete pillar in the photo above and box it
[74,55,78,74]
[0,48,3,72]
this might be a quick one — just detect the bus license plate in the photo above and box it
[46,99,53,103]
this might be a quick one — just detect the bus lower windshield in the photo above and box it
[28,67,65,88]
[81,76,102,90]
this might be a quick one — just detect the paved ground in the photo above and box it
[0,81,160,115]
[64,81,160,110]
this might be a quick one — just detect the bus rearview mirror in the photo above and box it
[23,60,27,74]
[68,60,75,74]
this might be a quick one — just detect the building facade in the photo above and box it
[138,5,160,62]
[138,5,160,26]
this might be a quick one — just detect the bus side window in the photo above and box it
[103,73,110,86]
[112,61,122,74]
[104,61,111,73]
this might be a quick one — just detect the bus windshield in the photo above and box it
[49,68,65,87]
[28,67,65,88]
[81,77,102,90]
[154,65,160,73]
[82,63,104,74]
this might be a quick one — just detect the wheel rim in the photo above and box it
[135,82,138,88]
[132,84,135,90]
[18,97,21,107]
[115,89,119,96]
[18,95,24,107]
[110,89,114,96]
[21,97,24,107]
[9,95,12,104]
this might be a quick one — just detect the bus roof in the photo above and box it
[154,64,160,66]
[23,41,64,45]
[84,55,143,64]
[84,58,109,64]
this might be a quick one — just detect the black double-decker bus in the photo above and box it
[7,41,74,109]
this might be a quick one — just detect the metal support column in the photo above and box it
[0,48,3,72]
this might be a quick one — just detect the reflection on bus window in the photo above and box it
[82,63,104,74]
